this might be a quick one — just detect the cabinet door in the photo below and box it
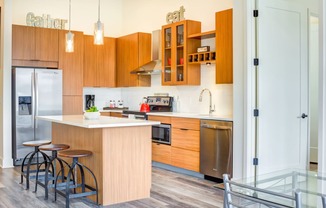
[110,112,122,117]
[97,37,116,87]
[12,25,35,60]
[162,21,201,86]
[152,143,171,165]
[63,95,83,115]
[171,147,199,172]
[83,35,98,87]
[117,34,137,87]
[147,115,171,124]
[171,117,200,130]
[162,25,172,85]
[101,112,111,116]
[216,9,233,84]
[117,33,151,87]
[173,22,186,85]
[59,30,84,96]
[35,27,59,62]
[172,128,200,151]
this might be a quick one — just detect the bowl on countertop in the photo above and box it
[84,112,101,120]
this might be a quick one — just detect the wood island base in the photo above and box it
[52,123,152,206]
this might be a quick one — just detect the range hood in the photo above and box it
[130,30,162,75]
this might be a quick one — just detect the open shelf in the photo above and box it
[188,30,216,39]
[188,51,216,64]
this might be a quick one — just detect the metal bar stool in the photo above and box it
[35,144,70,199]
[54,150,99,208]
[20,140,52,190]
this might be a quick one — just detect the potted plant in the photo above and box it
[84,106,100,120]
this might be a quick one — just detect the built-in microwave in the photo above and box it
[152,123,171,145]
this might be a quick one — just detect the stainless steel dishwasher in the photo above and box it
[200,120,233,179]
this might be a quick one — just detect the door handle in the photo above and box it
[297,113,308,119]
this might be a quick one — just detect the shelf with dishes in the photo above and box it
[188,51,216,64]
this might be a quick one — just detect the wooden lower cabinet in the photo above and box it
[110,112,122,118]
[172,128,200,151]
[101,112,122,117]
[152,143,171,165]
[171,117,200,130]
[171,147,199,172]
[101,112,111,116]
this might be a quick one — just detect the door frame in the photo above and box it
[235,0,326,178]
[318,0,326,174]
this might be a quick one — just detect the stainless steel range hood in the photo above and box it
[130,30,162,75]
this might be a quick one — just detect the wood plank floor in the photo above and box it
[0,166,224,207]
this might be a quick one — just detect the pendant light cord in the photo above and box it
[98,0,101,21]
[69,0,71,31]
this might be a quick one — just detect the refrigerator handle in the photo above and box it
[31,72,35,128]
[34,72,38,129]
[35,72,39,128]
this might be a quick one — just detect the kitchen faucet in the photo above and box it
[199,88,215,115]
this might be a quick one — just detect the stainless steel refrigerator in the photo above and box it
[12,68,62,165]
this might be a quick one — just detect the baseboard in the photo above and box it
[0,156,14,168]
[152,162,204,179]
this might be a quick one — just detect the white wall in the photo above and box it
[121,0,232,34]
[12,0,123,37]
[0,0,13,168]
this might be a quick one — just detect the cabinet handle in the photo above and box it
[180,128,189,131]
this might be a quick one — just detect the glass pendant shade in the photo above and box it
[94,20,104,45]
[65,31,74,52]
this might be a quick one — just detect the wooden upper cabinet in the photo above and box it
[216,9,233,84]
[12,25,59,67]
[161,20,201,86]
[84,35,116,87]
[116,32,151,87]
[58,30,84,96]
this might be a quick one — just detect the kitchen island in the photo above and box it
[36,115,160,206]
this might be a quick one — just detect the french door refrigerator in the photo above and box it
[12,68,62,165]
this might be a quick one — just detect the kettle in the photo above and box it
[140,97,150,112]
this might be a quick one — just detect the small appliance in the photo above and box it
[140,97,150,112]
[85,94,95,110]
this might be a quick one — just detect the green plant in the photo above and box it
[86,106,99,112]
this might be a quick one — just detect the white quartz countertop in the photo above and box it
[36,115,160,129]
[146,112,233,121]
[100,109,123,113]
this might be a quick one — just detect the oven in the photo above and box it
[152,123,171,145]
[122,95,174,144]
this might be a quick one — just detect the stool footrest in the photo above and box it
[69,190,97,199]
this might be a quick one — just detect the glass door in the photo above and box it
[175,23,185,84]
[162,27,172,84]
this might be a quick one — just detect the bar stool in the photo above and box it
[35,144,70,199]
[55,150,98,208]
[20,140,51,190]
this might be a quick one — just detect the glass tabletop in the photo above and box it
[229,169,326,207]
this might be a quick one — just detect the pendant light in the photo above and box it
[66,0,74,52]
[94,0,104,45]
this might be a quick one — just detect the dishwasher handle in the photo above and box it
[201,124,231,130]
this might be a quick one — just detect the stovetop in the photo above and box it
[123,96,174,115]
